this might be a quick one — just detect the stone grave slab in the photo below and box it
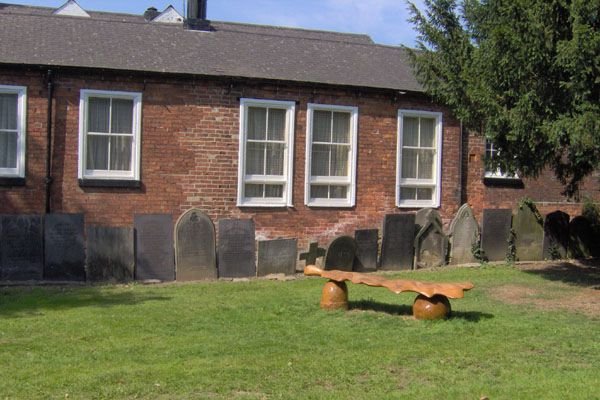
[175,209,217,281]
[414,220,448,269]
[217,219,256,278]
[134,214,175,282]
[415,208,442,236]
[86,226,134,282]
[44,213,86,281]
[568,216,595,259]
[513,204,544,261]
[354,229,378,272]
[448,204,479,265]
[257,238,297,276]
[542,211,570,260]
[380,213,415,270]
[0,215,44,281]
[324,236,357,271]
[481,209,512,262]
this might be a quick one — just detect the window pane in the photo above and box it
[111,99,134,134]
[311,185,328,199]
[246,142,265,175]
[330,185,347,199]
[311,144,330,176]
[400,187,416,200]
[403,117,419,147]
[0,132,17,168]
[331,144,349,176]
[0,93,18,130]
[245,184,263,198]
[88,97,110,133]
[247,107,266,140]
[86,135,109,170]
[401,148,417,179]
[420,117,435,147]
[264,184,283,198]
[267,109,285,141]
[109,136,132,171]
[312,110,331,142]
[417,187,433,200]
[265,142,284,175]
[417,149,434,180]
[332,112,350,143]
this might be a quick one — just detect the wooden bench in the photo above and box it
[304,265,474,320]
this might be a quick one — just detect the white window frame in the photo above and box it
[305,103,358,208]
[78,89,142,181]
[0,85,27,178]
[396,109,443,208]
[237,98,295,207]
[484,139,518,179]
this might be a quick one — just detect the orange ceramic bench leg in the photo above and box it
[320,280,348,310]
[412,294,451,320]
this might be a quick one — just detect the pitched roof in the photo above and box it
[0,3,422,92]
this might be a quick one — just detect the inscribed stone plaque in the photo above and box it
[415,208,442,236]
[414,220,448,269]
[513,205,544,261]
[324,236,357,271]
[86,226,134,282]
[217,219,256,278]
[448,204,479,265]
[44,213,86,281]
[354,229,378,272]
[380,213,415,270]
[481,209,512,262]
[257,238,297,276]
[568,216,595,259]
[175,209,217,281]
[542,211,569,260]
[134,214,175,282]
[0,215,43,281]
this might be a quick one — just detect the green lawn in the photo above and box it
[1,264,598,399]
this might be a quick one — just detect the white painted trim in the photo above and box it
[237,98,295,207]
[0,85,27,178]
[78,89,142,181]
[305,103,358,207]
[153,6,184,24]
[396,109,443,208]
[53,0,90,17]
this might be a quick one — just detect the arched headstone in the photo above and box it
[542,211,569,260]
[513,203,544,261]
[324,236,357,271]
[448,204,479,265]
[414,219,448,269]
[175,209,217,281]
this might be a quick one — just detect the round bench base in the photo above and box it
[412,294,451,320]
[320,280,348,310]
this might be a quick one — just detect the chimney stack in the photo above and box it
[143,6,160,21]
[185,0,211,30]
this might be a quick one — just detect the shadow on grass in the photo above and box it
[349,299,494,322]
[523,259,600,289]
[0,286,171,318]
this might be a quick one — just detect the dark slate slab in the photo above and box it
[568,216,595,259]
[86,226,134,282]
[513,205,544,261]
[175,209,217,281]
[324,236,357,271]
[414,220,448,269]
[354,229,378,272]
[134,214,175,282]
[217,219,256,278]
[257,238,297,276]
[380,213,415,270]
[0,215,43,281]
[448,204,479,265]
[542,211,570,260]
[44,213,86,281]
[481,209,512,262]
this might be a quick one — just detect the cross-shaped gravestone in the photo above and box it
[299,242,326,265]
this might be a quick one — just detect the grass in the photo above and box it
[0,264,598,399]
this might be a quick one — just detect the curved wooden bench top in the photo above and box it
[304,265,474,299]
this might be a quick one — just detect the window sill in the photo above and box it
[0,177,25,187]
[483,176,524,188]
[79,179,141,189]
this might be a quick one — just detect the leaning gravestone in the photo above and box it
[44,213,86,281]
[448,204,479,265]
[324,236,357,271]
[134,214,175,282]
[415,208,442,236]
[218,219,256,278]
[0,215,43,281]
[354,229,378,272]
[512,204,544,261]
[86,226,134,282]
[257,238,297,276]
[481,209,512,262]
[568,216,594,259]
[380,213,415,270]
[414,219,448,268]
[542,211,570,260]
[175,209,217,281]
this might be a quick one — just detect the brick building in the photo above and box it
[0,0,597,250]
